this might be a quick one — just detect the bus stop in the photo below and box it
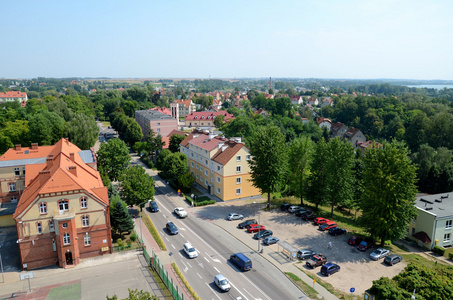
[276,240,299,261]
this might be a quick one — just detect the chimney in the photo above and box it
[39,170,51,185]
[69,153,75,162]
[31,143,38,150]
[218,142,224,149]
[68,166,77,177]
[15,144,21,151]
[46,154,54,168]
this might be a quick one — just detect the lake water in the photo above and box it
[406,84,453,90]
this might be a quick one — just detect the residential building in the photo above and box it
[0,91,28,104]
[301,118,309,124]
[321,98,334,108]
[358,140,382,156]
[149,106,172,116]
[161,129,186,150]
[10,138,112,270]
[185,111,235,128]
[180,130,260,201]
[344,127,366,148]
[290,95,303,105]
[330,122,348,139]
[408,193,453,249]
[174,99,196,117]
[307,97,319,106]
[316,117,332,131]
[135,103,179,138]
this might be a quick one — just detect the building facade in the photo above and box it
[180,130,260,201]
[184,111,235,128]
[174,99,196,117]
[0,91,28,103]
[11,139,112,270]
[135,105,179,138]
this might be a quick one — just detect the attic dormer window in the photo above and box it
[195,116,198,119]
[201,116,205,119]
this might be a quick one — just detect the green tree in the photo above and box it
[361,141,418,246]
[29,111,65,145]
[124,118,143,147]
[168,134,185,153]
[110,201,134,235]
[307,139,329,208]
[65,113,98,150]
[97,139,130,182]
[177,172,195,192]
[287,136,313,205]
[1,120,30,147]
[213,114,225,128]
[107,288,158,300]
[248,126,288,208]
[119,166,155,207]
[156,149,171,170]
[161,152,188,179]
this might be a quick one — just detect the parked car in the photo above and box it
[357,240,373,251]
[306,254,327,268]
[247,224,266,233]
[384,254,403,266]
[149,201,159,212]
[174,207,188,218]
[297,249,316,260]
[230,253,252,271]
[301,212,316,221]
[347,236,363,246]
[227,213,244,220]
[253,230,273,239]
[295,209,311,217]
[238,219,258,229]
[263,236,279,245]
[328,227,347,236]
[183,242,198,258]
[166,222,178,235]
[214,274,231,292]
[281,203,291,211]
[288,205,301,213]
[314,217,330,225]
[321,263,341,276]
[319,221,338,231]
[370,248,390,260]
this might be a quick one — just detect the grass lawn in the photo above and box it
[46,282,81,300]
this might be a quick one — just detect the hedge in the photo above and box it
[449,252,453,260]
[433,246,445,256]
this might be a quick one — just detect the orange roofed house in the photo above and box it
[1,139,112,270]
[0,91,28,106]
[180,130,260,201]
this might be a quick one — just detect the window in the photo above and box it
[411,227,415,235]
[59,200,69,212]
[236,188,242,195]
[246,155,251,161]
[216,187,221,194]
[9,182,16,192]
[216,176,220,183]
[196,165,198,169]
[205,159,208,165]
[49,220,54,232]
[82,215,89,227]
[191,162,194,167]
[14,168,20,176]
[39,203,47,214]
[205,170,208,176]
[191,153,194,157]
[63,233,70,245]
[446,220,452,229]
[23,167,26,175]
[157,128,160,133]
[80,197,87,209]
[236,156,241,162]
[11,196,17,203]
[200,167,203,172]
[37,222,42,234]
[444,233,451,242]
[196,174,199,179]
[62,223,69,228]
[84,233,91,246]
[157,122,160,126]
[211,178,213,183]
[205,180,208,186]
[236,166,241,173]
[236,177,242,184]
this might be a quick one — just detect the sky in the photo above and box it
[2,0,453,80]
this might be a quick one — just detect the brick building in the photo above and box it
[11,138,112,270]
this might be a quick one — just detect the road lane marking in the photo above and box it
[230,282,249,300]
[243,288,257,300]
[187,262,192,267]
[204,257,210,263]
[212,258,221,263]
[197,273,202,279]
[214,267,220,273]
[180,233,185,238]
[171,244,175,249]
[205,282,222,300]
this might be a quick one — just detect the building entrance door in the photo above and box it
[65,252,73,265]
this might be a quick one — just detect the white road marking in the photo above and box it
[180,228,186,231]
[197,273,202,279]
[243,288,258,300]
[212,258,221,263]
[230,281,249,300]
[180,233,185,238]
[178,253,183,258]
[205,282,222,300]
[204,257,210,263]
[187,262,192,267]
[171,244,175,249]
[214,267,220,273]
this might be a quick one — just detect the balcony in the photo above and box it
[52,209,75,221]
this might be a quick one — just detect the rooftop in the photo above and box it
[135,109,175,121]
[415,192,453,218]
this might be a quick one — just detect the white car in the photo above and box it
[214,274,231,292]
[288,205,300,213]
[227,213,244,220]
[370,248,390,260]
[183,242,198,258]
[174,207,188,218]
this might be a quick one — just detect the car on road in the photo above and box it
[357,240,373,251]
[281,203,291,211]
[247,224,266,233]
[166,222,178,235]
[370,248,390,260]
[237,219,258,229]
[214,274,231,292]
[253,230,273,239]
[321,263,340,276]
[297,249,316,260]
[328,227,347,236]
[348,236,363,246]
[174,207,188,218]
[288,205,301,213]
[314,217,330,225]
[149,201,159,212]
[384,254,403,266]
[230,253,252,271]
[301,212,316,221]
[319,221,338,231]
[306,254,327,268]
[183,242,198,258]
[227,213,244,220]
[263,236,279,245]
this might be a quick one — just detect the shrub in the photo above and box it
[194,200,216,207]
[433,246,445,256]
[127,239,133,246]
[117,238,124,247]
[449,252,453,260]
[130,232,137,242]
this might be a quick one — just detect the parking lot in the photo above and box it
[196,199,407,296]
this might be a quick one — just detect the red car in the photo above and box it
[319,221,337,231]
[347,236,363,246]
[247,224,266,233]
[314,217,330,225]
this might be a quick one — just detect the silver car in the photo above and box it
[227,213,244,220]
[369,248,390,260]
[214,274,231,292]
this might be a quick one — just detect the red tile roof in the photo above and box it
[185,111,234,122]
[150,107,172,116]
[0,144,53,161]
[316,117,331,125]
[0,91,27,98]
[211,140,246,166]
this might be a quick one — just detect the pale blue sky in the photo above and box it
[2,0,452,80]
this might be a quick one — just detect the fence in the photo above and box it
[141,243,185,300]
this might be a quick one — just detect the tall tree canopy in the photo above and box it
[119,165,155,207]
[65,113,99,150]
[96,138,130,182]
[287,136,313,205]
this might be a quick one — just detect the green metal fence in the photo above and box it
[141,242,184,300]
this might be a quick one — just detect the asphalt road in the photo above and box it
[149,184,306,300]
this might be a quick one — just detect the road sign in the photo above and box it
[350,287,355,293]
[20,272,34,280]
